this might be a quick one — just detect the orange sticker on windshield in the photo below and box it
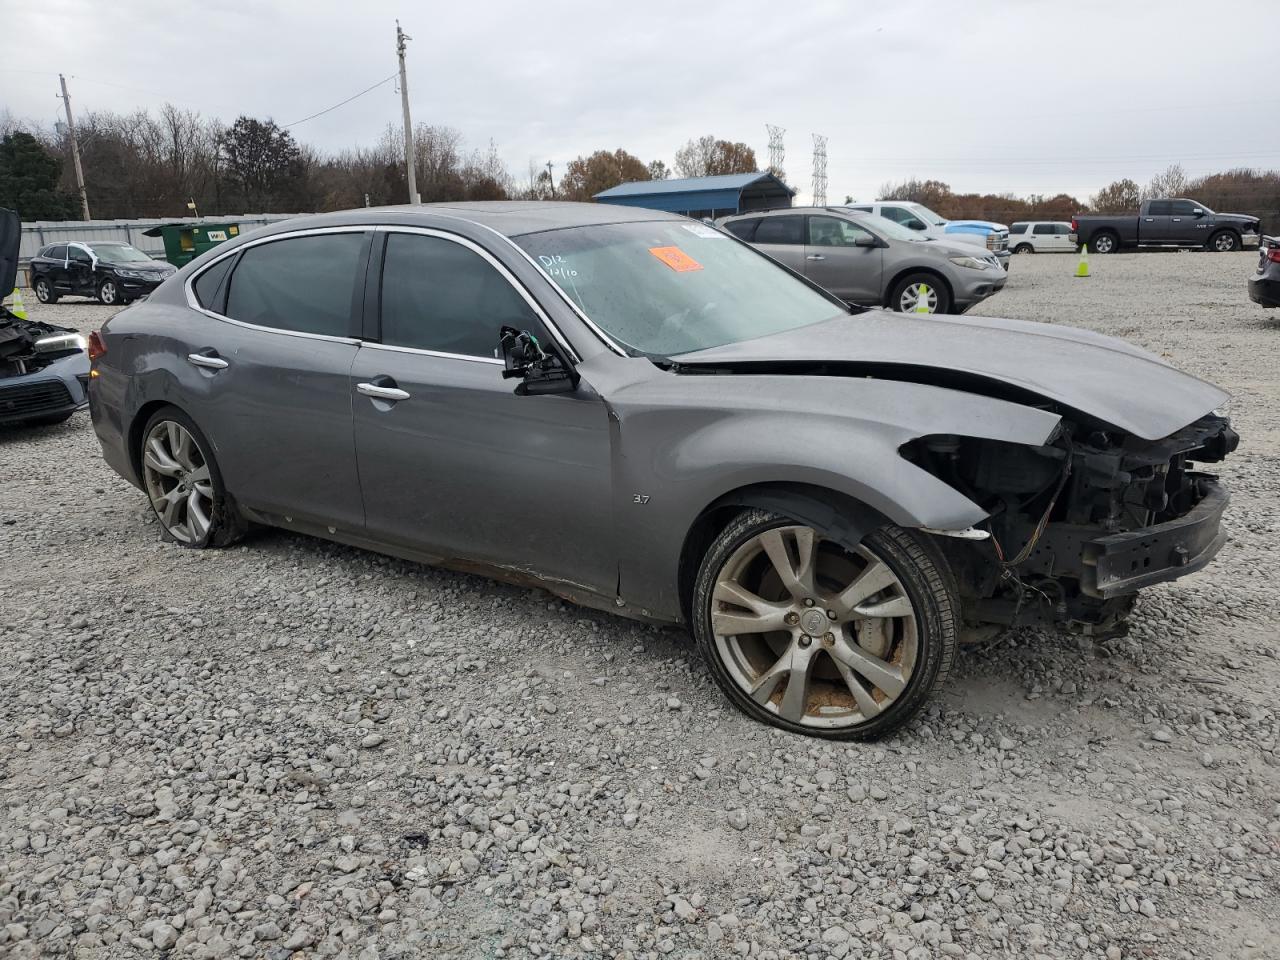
[648,246,703,272]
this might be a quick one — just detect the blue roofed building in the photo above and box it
[593,172,795,220]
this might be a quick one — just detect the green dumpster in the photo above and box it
[141,221,241,267]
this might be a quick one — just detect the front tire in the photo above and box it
[1014,243,1034,254]
[1089,232,1118,254]
[692,510,957,740]
[33,277,58,304]
[97,279,120,305]
[1208,230,1238,252]
[139,407,246,548]
[889,273,951,315]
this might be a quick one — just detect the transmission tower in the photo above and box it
[765,124,785,180]
[811,134,828,207]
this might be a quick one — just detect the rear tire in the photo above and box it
[139,406,247,549]
[1208,230,1238,252]
[889,273,952,315]
[33,277,58,304]
[692,510,958,740]
[1089,232,1118,254]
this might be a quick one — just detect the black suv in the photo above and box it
[29,241,177,306]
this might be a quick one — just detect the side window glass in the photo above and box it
[724,218,761,241]
[1033,224,1054,235]
[47,245,67,260]
[808,216,872,247]
[1010,223,1028,234]
[753,216,804,245]
[1170,200,1197,216]
[70,246,92,262]
[193,257,235,312]
[1147,201,1172,216]
[225,233,366,337]
[379,233,539,358]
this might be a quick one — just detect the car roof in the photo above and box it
[723,206,863,220]
[241,201,687,240]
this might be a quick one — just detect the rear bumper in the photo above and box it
[1248,273,1280,307]
[1081,479,1229,599]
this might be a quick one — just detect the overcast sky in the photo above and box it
[4,0,1277,205]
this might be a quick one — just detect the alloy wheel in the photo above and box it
[142,420,215,544]
[1214,233,1236,252]
[900,282,937,313]
[100,281,118,305]
[710,525,919,730]
[34,279,52,303]
[1094,235,1115,254]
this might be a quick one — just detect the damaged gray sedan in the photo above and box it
[88,202,1238,739]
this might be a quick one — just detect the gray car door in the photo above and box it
[1144,200,1175,243]
[349,228,615,597]
[189,228,369,531]
[802,215,882,304]
[751,215,807,273]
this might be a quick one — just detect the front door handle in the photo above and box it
[187,352,229,370]
[357,381,411,402]
[806,254,826,261]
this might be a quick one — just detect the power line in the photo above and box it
[285,74,398,128]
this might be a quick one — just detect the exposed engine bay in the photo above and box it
[0,316,87,378]
[903,412,1239,636]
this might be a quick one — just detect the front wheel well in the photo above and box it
[883,266,953,309]
[676,482,892,624]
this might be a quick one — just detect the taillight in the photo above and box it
[1070,217,1078,231]
[1267,247,1280,263]
[87,330,107,361]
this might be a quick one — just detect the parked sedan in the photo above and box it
[1008,221,1077,254]
[719,207,1006,314]
[89,202,1237,740]
[30,240,177,306]
[1248,235,1280,307]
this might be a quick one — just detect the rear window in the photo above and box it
[45,244,67,260]
[224,232,366,337]
[723,218,761,241]
[193,256,235,312]
[753,216,803,245]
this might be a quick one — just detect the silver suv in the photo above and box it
[718,207,1007,314]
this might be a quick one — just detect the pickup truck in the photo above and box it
[1072,199,1260,254]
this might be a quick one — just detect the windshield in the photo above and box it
[515,221,845,357]
[910,204,948,226]
[88,242,154,263]
[852,213,927,242]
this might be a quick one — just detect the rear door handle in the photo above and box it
[187,351,228,370]
[357,381,410,402]
[806,254,826,261]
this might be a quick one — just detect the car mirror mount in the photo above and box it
[854,235,878,248]
[499,325,577,396]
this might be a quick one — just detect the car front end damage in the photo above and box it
[904,412,1238,636]
[0,316,91,425]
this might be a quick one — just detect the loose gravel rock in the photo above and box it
[2,254,1278,959]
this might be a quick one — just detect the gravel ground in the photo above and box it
[2,252,1278,960]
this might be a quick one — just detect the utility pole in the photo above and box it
[396,21,419,204]
[58,74,91,220]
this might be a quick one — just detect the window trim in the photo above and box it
[183,225,370,345]
[365,225,579,365]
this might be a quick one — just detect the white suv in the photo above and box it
[1008,222,1076,254]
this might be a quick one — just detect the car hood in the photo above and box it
[1216,213,1260,225]
[945,219,1007,233]
[102,259,176,274]
[670,311,1228,441]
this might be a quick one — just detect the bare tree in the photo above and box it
[1144,163,1189,199]
[674,135,758,178]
